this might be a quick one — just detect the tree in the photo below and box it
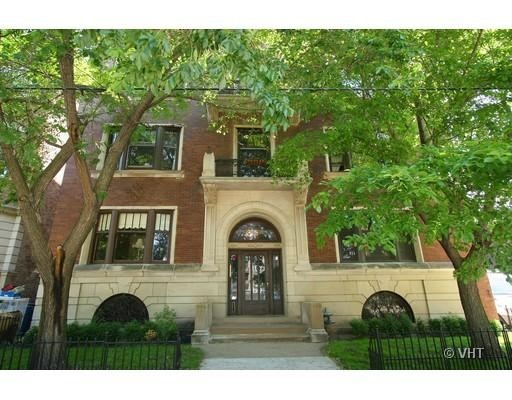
[269,29,512,347]
[0,29,292,367]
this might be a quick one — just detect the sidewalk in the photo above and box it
[196,342,339,370]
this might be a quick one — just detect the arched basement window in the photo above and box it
[362,291,415,322]
[229,218,280,242]
[93,293,149,323]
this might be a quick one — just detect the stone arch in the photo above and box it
[92,293,149,323]
[216,201,296,266]
[362,290,415,322]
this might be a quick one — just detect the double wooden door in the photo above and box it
[228,250,284,315]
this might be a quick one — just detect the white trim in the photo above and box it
[334,234,341,263]
[79,206,178,264]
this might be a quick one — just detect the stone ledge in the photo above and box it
[74,263,202,273]
[310,262,453,270]
[91,170,185,179]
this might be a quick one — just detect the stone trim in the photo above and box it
[310,261,454,270]
[73,263,202,273]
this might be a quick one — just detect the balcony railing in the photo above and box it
[215,159,270,177]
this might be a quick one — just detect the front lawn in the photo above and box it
[0,343,204,370]
[326,332,512,370]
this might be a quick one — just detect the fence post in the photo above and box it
[439,328,451,370]
[173,335,181,370]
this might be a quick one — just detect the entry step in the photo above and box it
[209,316,309,343]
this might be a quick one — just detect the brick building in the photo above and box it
[30,99,497,342]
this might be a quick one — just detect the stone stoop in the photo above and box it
[209,316,310,343]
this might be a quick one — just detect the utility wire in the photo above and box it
[4,86,512,93]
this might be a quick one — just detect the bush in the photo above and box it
[153,306,178,340]
[441,316,467,332]
[415,318,427,333]
[349,319,369,337]
[22,326,38,344]
[428,316,467,333]
[397,314,414,334]
[21,307,179,342]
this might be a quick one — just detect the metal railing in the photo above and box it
[369,328,512,370]
[0,337,181,370]
[215,159,270,177]
[0,312,22,343]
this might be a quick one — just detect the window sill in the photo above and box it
[91,170,185,179]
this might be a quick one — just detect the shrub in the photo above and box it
[415,318,427,333]
[349,319,369,337]
[427,316,467,333]
[397,314,414,334]
[153,306,178,340]
[428,318,442,331]
[22,326,38,344]
[120,320,146,341]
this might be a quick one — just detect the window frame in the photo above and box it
[99,123,184,172]
[336,227,417,263]
[89,209,175,264]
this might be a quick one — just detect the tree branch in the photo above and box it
[0,143,54,282]
[32,139,74,208]
[58,31,96,210]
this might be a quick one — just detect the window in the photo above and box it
[327,152,352,172]
[237,127,270,177]
[90,210,173,263]
[229,219,280,242]
[337,227,416,263]
[105,125,182,171]
[362,291,415,321]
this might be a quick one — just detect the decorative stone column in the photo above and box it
[191,303,212,344]
[293,161,312,271]
[201,182,218,272]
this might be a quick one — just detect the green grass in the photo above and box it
[0,343,204,370]
[326,333,512,370]
[326,338,370,369]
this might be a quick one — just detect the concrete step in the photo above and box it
[209,316,310,343]
[211,323,307,335]
[213,315,302,325]
[210,332,310,343]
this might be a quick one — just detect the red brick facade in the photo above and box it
[44,100,497,319]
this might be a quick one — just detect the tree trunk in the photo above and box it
[457,279,501,357]
[31,249,70,369]
[438,236,501,356]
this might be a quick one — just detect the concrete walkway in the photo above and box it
[197,342,339,370]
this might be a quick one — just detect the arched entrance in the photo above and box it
[227,218,284,315]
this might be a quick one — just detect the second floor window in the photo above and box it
[328,152,353,172]
[91,210,173,264]
[338,227,416,263]
[105,125,182,171]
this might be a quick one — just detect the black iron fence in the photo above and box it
[0,312,22,343]
[215,159,270,177]
[0,337,181,370]
[369,328,512,370]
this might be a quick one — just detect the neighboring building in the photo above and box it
[0,206,23,289]
[31,99,497,342]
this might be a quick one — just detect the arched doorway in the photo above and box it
[227,218,284,315]
[93,293,149,323]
